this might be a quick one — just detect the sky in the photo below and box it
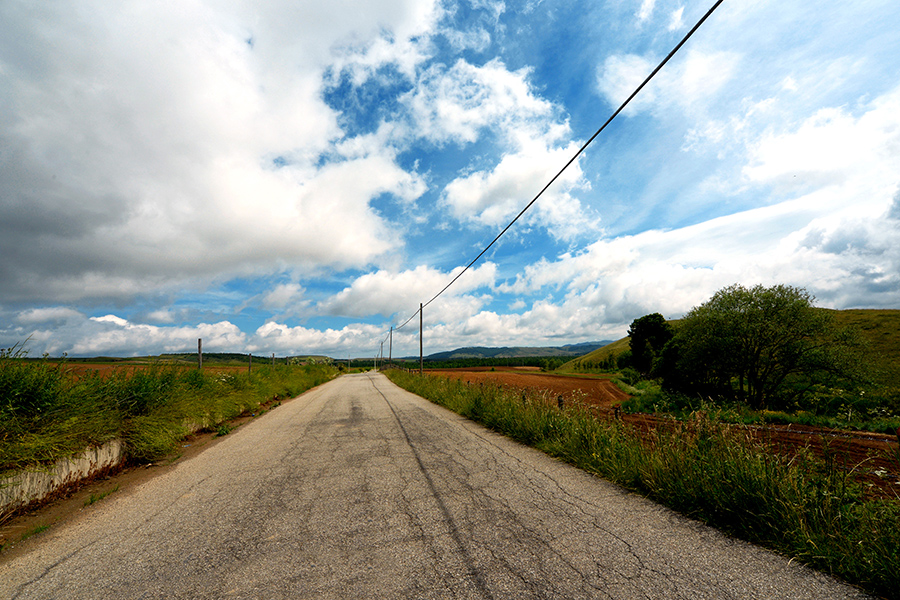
[1,0,899,359]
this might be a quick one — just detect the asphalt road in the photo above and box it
[0,372,870,599]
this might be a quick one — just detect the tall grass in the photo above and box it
[386,370,900,599]
[1,350,336,474]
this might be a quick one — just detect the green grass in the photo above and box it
[0,354,337,475]
[84,484,120,507]
[215,423,234,437]
[386,369,900,599]
[20,524,50,541]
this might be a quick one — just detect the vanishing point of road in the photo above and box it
[0,372,869,599]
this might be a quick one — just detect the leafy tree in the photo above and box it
[660,284,865,410]
[627,313,674,375]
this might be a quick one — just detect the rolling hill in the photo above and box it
[420,341,613,361]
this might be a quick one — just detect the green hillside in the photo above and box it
[560,309,900,382]
[827,309,900,387]
[558,337,631,372]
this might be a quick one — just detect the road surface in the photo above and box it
[0,372,869,599]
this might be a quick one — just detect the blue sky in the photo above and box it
[1,0,899,358]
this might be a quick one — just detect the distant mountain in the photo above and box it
[422,341,613,361]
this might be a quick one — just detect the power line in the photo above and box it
[391,0,725,334]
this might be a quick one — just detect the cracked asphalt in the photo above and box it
[0,372,870,599]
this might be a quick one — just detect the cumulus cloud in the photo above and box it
[251,321,385,356]
[1,309,247,357]
[262,283,306,310]
[0,0,432,305]
[406,58,597,239]
[404,58,555,145]
[321,262,498,318]
[441,139,596,240]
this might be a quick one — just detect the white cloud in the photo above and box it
[668,6,685,31]
[0,1,432,305]
[404,58,555,145]
[441,138,596,240]
[262,283,306,310]
[407,58,597,240]
[743,88,900,193]
[322,262,498,318]
[252,321,385,356]
[496,84,900,324]
[596,50,740,117]
[637,0,656,23]
[596,54,657,115]
[2,310,247,357]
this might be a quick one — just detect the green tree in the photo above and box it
[627,313,674,375]
[661,284,864,410]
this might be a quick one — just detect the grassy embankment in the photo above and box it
[0,348,337,477]
[385,368,900,598]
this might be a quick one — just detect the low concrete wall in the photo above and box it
[0,439,126,518]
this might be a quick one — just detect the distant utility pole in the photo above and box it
[389,326,392,368]
[419,303,423,375]
[198,338,202,370]
[248,352,252,374]
[272,353,275,366]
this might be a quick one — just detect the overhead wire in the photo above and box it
[387,0,726,336]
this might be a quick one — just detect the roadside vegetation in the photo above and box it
[385,368,900,598]
[0,344,336,476]
[387,284,900,597]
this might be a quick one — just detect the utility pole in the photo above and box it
[198,338,202,370]
[389,326,392,368]
[419,303,423,375]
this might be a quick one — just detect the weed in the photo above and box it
[84,484,120,507]
[20,524,50,541]
[215,423,234,437]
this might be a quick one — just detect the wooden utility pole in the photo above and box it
[198,338,202,370]
[389,326,392,368]
[248,352,252,374]
[419,303,423,375]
